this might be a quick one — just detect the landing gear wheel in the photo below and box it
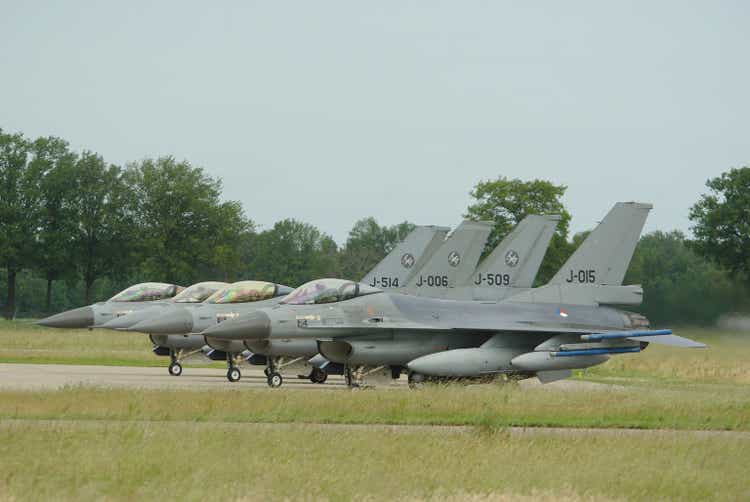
[267,372,283,388]
[227,367,241,382]
[408,371,425,389]
[264,367,271,377]
[168,361,183,377]
[309,367,328,384]
[344,367,358,388]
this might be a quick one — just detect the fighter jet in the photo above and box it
[98,281,229,330]
[124,225,455,381]
[202,214,562,386]
[204,203,705,388]
[37,282,186,329]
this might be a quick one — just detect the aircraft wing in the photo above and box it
[300,321,707,348]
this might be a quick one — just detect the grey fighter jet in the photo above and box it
[203,203,702,388]
[125,224,456,381]
[98,281,229,330]
[37,282,186,329]
[202,214,562,386]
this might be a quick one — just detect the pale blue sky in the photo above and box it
[2,1,748,243]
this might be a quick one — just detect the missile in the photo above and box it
[581,329,671,341]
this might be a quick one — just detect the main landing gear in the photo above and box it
[309,367,328,384]
[226,352,242,382]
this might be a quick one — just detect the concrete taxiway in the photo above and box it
[0,363,349,390]
[0,363,625,392]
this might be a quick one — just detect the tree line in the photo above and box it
[2,128,748,324]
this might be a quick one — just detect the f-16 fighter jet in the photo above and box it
[97,282,229,330]
[204,202,705,388]
[37,282,188,328]
[202,214,562,386]
[121,225,457,381]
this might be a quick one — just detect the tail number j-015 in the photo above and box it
[566,270,596,284]
[474,273,511,286]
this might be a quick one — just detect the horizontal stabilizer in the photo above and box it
[629,334,707,348]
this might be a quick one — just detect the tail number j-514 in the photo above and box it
[566,270,596,284]
[369,277,400,288]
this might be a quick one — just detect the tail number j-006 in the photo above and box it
[369,277,400,288]
[566,270,596,284]
[474,273,511,286]
[415,275,449,287]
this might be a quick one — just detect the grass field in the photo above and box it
[0,320,221,368]
[1,420,747,501]
[1,321,749,500]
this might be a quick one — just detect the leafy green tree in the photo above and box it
[0,130,42,319]
[465,177,572,284]
[339,217,415,280]
[30,136,79,312]
[126,157,252,286]
[72,152,135,304]
[624,231,748,324]
[689,167,750,286]
[246,219,340,286]
[209,200,255,282]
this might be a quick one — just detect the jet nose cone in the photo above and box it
[36,306,94,329]
[129,309,193,334]
[202,311,271,340]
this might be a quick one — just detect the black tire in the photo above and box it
[227,367,241,382]
[407,371,425,388]
[168,361,183,377]
[309,367,328,384]
[264,367,271,377]
[267,372,283,388]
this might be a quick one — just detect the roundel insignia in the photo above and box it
[448,251,461,267]
[401,253,415,269]
[505,250,520,267]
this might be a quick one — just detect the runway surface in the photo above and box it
[0,363,621,392]
[0,363,351,390]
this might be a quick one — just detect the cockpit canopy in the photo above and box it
[281,279,381,305]
[109,283,184,303]
[206,281,293,304]
[172,281,229,303]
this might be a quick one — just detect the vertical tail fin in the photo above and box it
[548,202,652,286]
[361,226,449,290]
[406,220,493,292]
[470,214,560,289]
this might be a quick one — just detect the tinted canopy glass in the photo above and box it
[109,283,183,302]
[172,282,229,303]
[281,279,381,305]
[206,281,290,304]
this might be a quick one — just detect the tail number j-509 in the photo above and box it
[566,270,596,284]
[474,273,511,286]
[416,275,449,287]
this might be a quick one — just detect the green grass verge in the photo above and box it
[1,419,748,501]
[1,383,748,431]
[0,319,222,368]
